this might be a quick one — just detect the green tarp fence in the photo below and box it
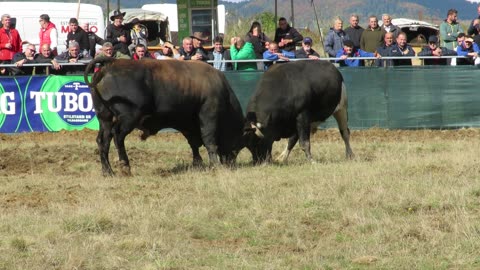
[225,65,480,129]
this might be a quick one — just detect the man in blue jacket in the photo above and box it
[263,41,295,70]
[389,32,415,66]
[336,40,376,67]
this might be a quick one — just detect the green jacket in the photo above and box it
[440,21,464,50]
[230,42,257,71]
[360,26,384,53]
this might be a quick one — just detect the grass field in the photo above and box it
[1,128,480,269]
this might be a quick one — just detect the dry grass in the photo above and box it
[1,128,480,269]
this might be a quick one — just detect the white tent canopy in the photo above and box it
[109,8,169,24]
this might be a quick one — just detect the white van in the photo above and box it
[0,2,105,54]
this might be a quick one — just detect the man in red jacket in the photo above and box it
[0,14,23,73]
[39,14,58,56]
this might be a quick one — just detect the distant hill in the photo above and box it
[221,0,479,29]
[2,0,477,29]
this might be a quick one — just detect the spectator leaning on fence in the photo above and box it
[375,32,395,67]
[0,14,23,68]
[336,39,376,67]
[190,32,209,61]
[263,41,295,70]
[154,41,180,60]
[295,37,320,59]
[388,32,415,66]
[54,41,92,74]
[207,36,232,71]
[95,42,130,59]
[35,43,61,74]
[11,43,37,75]
[456,35,480,65]
[179,36,206,61]
[132,44,155,60]
[418,36,457,65]
[440,9,464,50]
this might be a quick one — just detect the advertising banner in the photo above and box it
[1,66,480,133]
[0,75,98,133]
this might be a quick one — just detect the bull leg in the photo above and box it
[182,132,204,166]
[276,134,298,163]
[111,105,141,176]
[97,120,114,176]
[198,110,219,165]
[296,114,314,162]
[333,83,354,159]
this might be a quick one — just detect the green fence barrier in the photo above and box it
[224,65,480,129]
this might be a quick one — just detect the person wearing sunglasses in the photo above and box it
[11,43,37,75]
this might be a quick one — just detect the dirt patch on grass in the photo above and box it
[0,128,478,177]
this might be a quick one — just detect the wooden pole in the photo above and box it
[76,0,81,19]
[290,0,294,27]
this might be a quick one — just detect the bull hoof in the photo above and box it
[275,152,289,163]
[118,160,132,177]
[140,130,150,141]
[102,169,115,177]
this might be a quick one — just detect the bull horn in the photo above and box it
[250,123,264,138]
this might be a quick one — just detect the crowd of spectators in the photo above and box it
[1,6,480,76]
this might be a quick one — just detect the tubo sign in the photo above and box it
[0,76,98,133]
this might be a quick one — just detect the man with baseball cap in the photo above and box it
[295,37,320,59]
[418,35,457,65]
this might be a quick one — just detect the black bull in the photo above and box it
[244,60,354,163]
[84,57,245,176]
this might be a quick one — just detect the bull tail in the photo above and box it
[83,56,117,87]
[333,82,354,159]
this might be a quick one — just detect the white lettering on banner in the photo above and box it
[0,92,16,115]
[64,93,78,112]
[30,91,94,114]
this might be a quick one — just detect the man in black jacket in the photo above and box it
[344,14,364,50]
[295,37,320,59]
[66,18,89,53]
[105,10,131,56]
[81,22,104,58]
[418,36,456,65]
[274,17,303,52]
